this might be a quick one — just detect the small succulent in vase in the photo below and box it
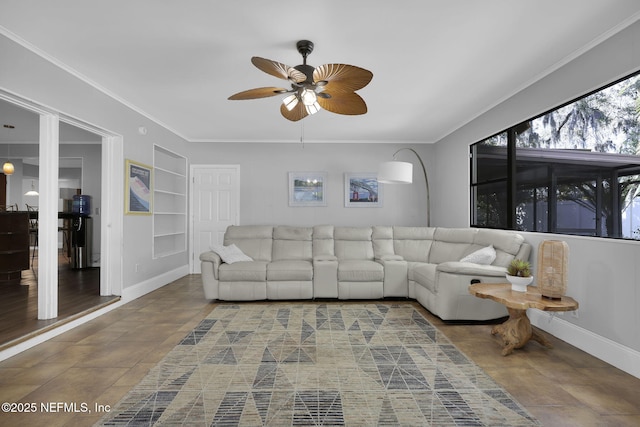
[506,259,533,292]
[507,259,531,277]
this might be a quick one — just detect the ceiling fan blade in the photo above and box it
[252,57,307,83]
[313,64,373,92]
[228,87,289,100]
[280,102,309,122]
[317,91,368,115]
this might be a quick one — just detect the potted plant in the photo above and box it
[506,259,533,292]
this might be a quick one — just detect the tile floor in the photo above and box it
[0,274,639,426]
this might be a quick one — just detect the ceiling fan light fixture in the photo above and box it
[305,102,321,115]
[282,94,299,111]
[300,88,317,106]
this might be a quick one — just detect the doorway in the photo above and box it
[0,91,123,347]
[189,165,240,274]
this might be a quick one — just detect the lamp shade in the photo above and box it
[2,161,14,175]
[536,240,569,299]
[378,160,413,184]
[25,180,39,197]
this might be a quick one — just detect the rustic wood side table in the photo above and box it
[469,283,579,356]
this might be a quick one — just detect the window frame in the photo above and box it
[470,69,640,239]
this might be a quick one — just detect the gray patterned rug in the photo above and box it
[97,302,539,426]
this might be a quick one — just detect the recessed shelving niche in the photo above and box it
[153,145,187,258]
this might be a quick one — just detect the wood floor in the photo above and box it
[0,251,118,349]
[0,275,639,426]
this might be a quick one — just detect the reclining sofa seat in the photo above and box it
[334,226,384,299]
[218,225,273,300]
[267,226,314,299]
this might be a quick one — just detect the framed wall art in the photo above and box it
[344,173,382,207]
[125,159,153,214]
[288,172,327,207]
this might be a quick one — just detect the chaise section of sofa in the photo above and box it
[200,224,532,321]
[405,227,531,320]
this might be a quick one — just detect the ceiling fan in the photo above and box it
[228,40,373,121]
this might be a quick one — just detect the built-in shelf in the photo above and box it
[153,145,187,258]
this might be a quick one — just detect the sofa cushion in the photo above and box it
[429,228,478,264]
[219,261,268,281]
[460,245,496,265]
[474,229,524,267]
[267,260,313,281]
[372,226,395,259]
[338,260,384,281]
[312,225,335,257]
[334,227,374,261]
[272,226,313,261]
[274,225,312,241]
[409,262,438,293]
[392,226,435,262]
[210,243,253,264]
[224,225,273,261]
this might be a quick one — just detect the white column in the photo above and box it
[37,114,59,320]
[100,135,124,296]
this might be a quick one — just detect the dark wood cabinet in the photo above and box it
[0,211,29,285]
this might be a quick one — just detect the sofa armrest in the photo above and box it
[200,251,222,280]
[437,261,507,277]
[314,255,338,262]
[377,257,408,297]
[313,255,338,298]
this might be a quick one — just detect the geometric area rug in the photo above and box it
[96,302,540,426]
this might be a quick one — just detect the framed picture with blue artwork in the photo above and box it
[125,159,153,214]
[344,173,382,207]
[288,171,328,207]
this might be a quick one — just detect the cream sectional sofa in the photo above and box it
[200,225,531,321]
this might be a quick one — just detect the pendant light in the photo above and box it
[2,124,15,175]
[25,180,39,197]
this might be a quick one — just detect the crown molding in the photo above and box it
[0,26,189,142]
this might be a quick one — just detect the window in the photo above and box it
[471,71,640,239]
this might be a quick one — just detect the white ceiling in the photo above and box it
[1,1,639,144]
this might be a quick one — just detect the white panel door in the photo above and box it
[190,165,240,273]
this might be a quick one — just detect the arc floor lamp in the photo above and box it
[378,148,430,226]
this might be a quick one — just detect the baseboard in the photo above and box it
[0,299,126,362]
[121,265,189,302]
[0,265,190,363]
[529,309,640,379]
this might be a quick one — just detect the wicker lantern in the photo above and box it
[536,240,569,299]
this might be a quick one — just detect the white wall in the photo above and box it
[189,142,433,227]
[432,19,640,375]
[1,33,189,289]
